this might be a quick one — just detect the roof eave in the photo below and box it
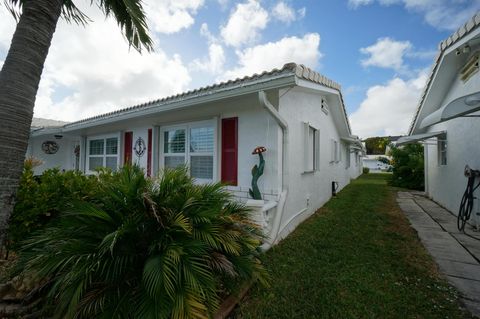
[409,12,480,135]
[32,74,297,136]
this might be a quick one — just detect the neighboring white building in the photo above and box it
[363,155,392,172]
[27,63,364,248]
[398,13,480,219]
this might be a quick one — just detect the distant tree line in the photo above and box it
[363,136,399,155]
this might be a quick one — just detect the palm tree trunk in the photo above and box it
[0,0,63,247]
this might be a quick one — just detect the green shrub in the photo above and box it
[16,166,267,318]
[389,143,424,190]
[9,161,98,250]
[363,167,370,174]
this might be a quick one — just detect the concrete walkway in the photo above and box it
[397,191,480,317]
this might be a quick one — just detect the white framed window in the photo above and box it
[438,137,447,166]
[87,134,119,172]
[331,139,339,163]
[303,123,320,172]
[161,120,216,183]
[346,145,351,169]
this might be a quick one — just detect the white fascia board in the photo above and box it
[30,127,64,136]
[295,78,338,95]
[31,75,296,137]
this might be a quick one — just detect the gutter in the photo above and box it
[257,91,289,250]
[30,74,297,137]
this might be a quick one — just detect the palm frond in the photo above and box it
[16,165,267,318]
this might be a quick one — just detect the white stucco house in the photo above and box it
[398,13,480,223]
[27,63,364,248]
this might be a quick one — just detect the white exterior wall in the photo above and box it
[28,94,281,201]
[349,150,363,179]
[423,114,480,216]
[221,96,281,201]
[275,87,357,240]
[421,67,480,217]
[28,135,78,175]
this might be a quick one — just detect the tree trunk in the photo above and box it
[0,0,63,247]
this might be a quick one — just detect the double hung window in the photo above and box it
[162,121,216,182]
[87,135,119,172]
[303,123,320,172]
[438,137,447,166]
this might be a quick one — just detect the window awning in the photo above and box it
[420,91,480,129]
[396,131,446,146]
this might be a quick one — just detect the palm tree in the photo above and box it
[0,0,152,246]
[16,166,267,318]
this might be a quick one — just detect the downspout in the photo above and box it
[424,143,429,196]
[258,91,289,250]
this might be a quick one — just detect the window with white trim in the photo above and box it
[303,123,320,172]
[438,137,447,166]
[331,139,339,163]
[346,145,351,169]
[161,121,216,183]
[87,135,119,172]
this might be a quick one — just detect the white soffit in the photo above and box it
[420,91,480,128]
[396,131,446,145]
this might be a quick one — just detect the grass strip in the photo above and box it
[235,174,472,319]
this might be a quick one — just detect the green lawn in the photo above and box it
[235,174,472,319]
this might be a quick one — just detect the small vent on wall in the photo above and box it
[321,98,329,115]
[461,52,479,82]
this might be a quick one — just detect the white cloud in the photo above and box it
[273,2,305,24]
[144,0,204,34]
[223,33,321,79]
[360,37,412,71]
[220,0,269,47]
[190,43,226,74]
[297,7,307,19]
[0,11,16,52]
[348,0,480,30]
[200,23,217,43]
[349,70,428,138]
[0,4,192,122]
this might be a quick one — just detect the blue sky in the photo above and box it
[0,0,479,137]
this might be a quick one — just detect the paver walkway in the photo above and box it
[397,191,480,317]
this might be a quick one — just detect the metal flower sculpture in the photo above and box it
[249,146,266,200]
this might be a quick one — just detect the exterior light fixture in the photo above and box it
[54,134,63,139]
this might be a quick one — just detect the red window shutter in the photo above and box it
[221,117,238,186]
[124,132,133,165]
[147,128,152,177]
